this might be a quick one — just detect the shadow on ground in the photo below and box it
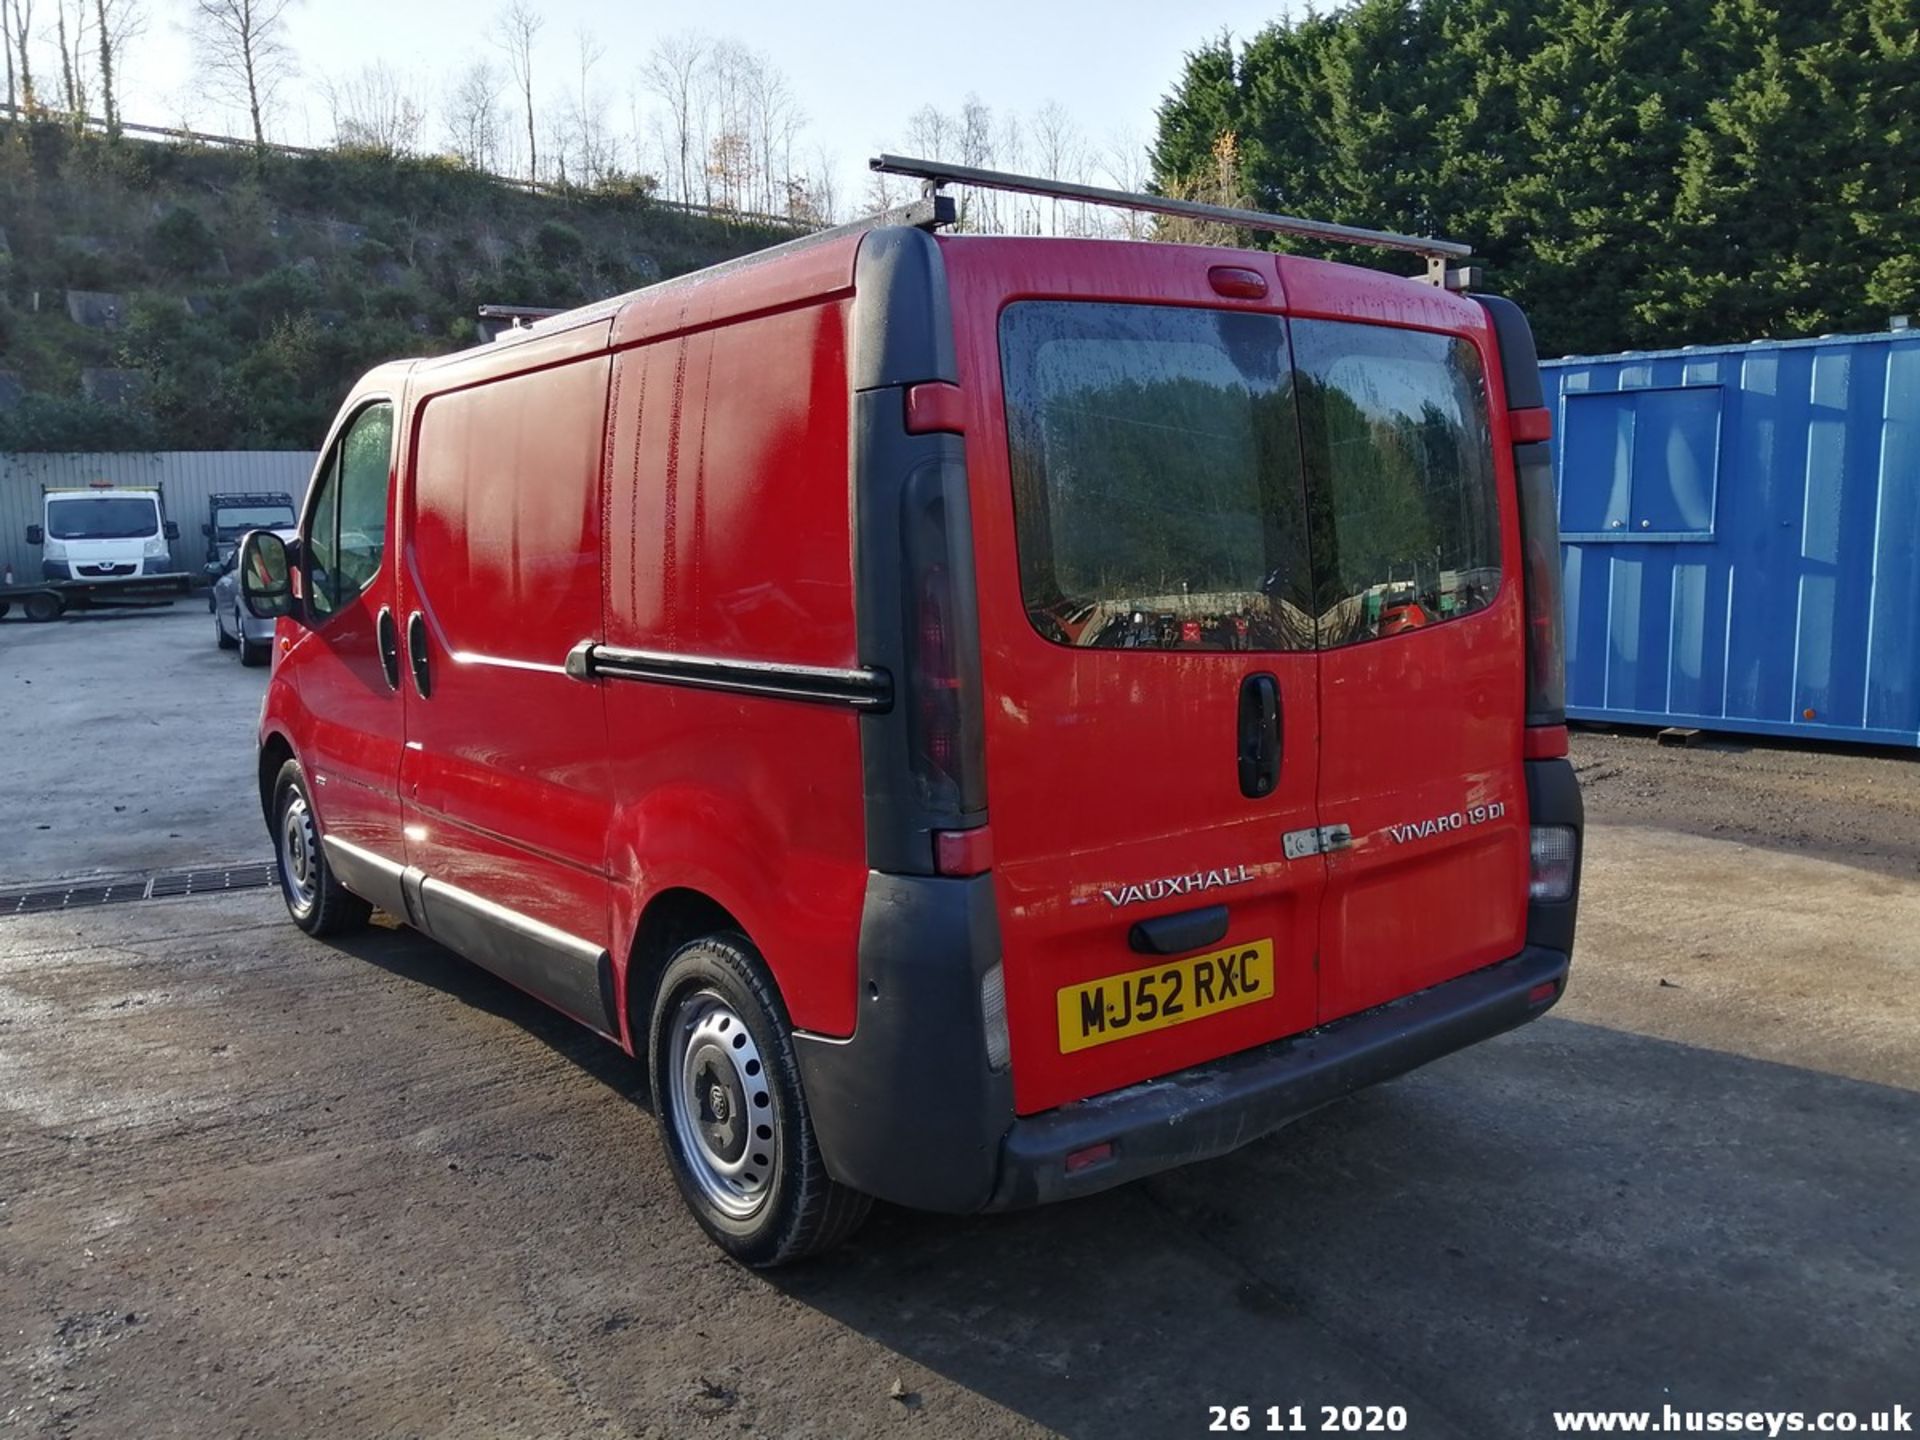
[335,921,1920,1440]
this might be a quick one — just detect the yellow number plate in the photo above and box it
[1056,939,1275,1054]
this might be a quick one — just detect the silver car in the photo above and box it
[210,528,294,667]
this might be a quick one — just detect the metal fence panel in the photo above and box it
[1,451,318,583]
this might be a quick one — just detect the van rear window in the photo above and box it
[1000,302,1314,652]
[1290,320,1502,647]
[999,303,1502,653]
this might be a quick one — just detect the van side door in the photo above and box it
[283,399,407,873]
[394,353,621,1039]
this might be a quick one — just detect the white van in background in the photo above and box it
[28,484,182,581]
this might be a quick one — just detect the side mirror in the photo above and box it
[26,524,43,546]
[163,519,181,541]
[239,529,297,621]
[203,560,224,579]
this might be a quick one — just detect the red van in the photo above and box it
[238,167,1581,1266]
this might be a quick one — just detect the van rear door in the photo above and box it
[973,298,1328,1116]
[1287,312,1532,1021]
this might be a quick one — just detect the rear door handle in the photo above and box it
[1238,672,1281,799]
[376,607,400,691]
[406,611,432,698]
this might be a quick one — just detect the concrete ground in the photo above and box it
[1,611,1916,1438]
[0,604,268,884]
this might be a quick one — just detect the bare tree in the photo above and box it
[1033,100,1084,235]
[324,59,425,154]
[2,0,16,114]
[565,24,611,184]
[1101,129,1154,239]
[1154,131,1250,247]
[493,0,541,182]
[91,0,141,137]
[642,31,705,206]
[190,0,297,150]
[53,0,88,120]
[443,56,503,171]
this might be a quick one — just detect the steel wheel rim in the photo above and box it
[667,990,779,1219]
[279,793,318,914]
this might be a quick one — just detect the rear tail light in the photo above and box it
[1514,441,1568,729]
[1529,825,1577,902]
[902,464,986,818]
[916,562,962,785]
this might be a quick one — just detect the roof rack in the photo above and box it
[869,154,1478,288]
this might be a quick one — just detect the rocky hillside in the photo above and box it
[0,123,802,451]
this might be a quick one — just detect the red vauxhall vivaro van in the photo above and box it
[238,165,1582,1265]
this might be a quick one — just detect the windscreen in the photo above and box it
[46,496,159,540]
[214,504,295,537]
[1000,301,1313,651]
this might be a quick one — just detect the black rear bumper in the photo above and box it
[985,945,1568,1210]
[794,867,1572,1216]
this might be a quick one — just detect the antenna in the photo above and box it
[869,153,1479,288]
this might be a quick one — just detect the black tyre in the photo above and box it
[216,607,238,650]
[239,619,269,667]
[270,759,372,937]
[649,934,871,1267]
[22,591,62,623]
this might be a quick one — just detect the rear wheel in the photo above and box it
[22,591,63,623]
[650,935,871,1266]
[271,759,371,937]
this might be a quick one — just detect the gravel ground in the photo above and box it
[1574,725,1920,877]
[1,613,1915,1439]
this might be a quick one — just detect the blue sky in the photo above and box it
[115,0,1295,214]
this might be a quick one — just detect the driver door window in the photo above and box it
[306,402,394,620]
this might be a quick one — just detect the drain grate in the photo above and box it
[1,861,278,916]
[147,863,279,899]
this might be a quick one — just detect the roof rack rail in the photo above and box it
[869,154,1478,288]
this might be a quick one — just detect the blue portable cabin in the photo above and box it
[1542,327,1920,747]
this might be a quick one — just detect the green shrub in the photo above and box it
[0,394,159,451]
[534,220,586,266]
[152,207,218,274]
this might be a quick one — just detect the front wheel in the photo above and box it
[216,607,238,650]
[650,935,871,1266]
[271,759,371,937]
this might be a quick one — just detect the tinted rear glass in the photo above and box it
[1000,302,1314,651]
[1290,320,1502,648]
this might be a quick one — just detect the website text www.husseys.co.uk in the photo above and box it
[1552,1406,1911,1435]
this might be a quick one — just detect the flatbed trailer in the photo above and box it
[0,571,192,622]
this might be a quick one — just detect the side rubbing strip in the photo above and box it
[568,642,893,711]
[320,835,409,917]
